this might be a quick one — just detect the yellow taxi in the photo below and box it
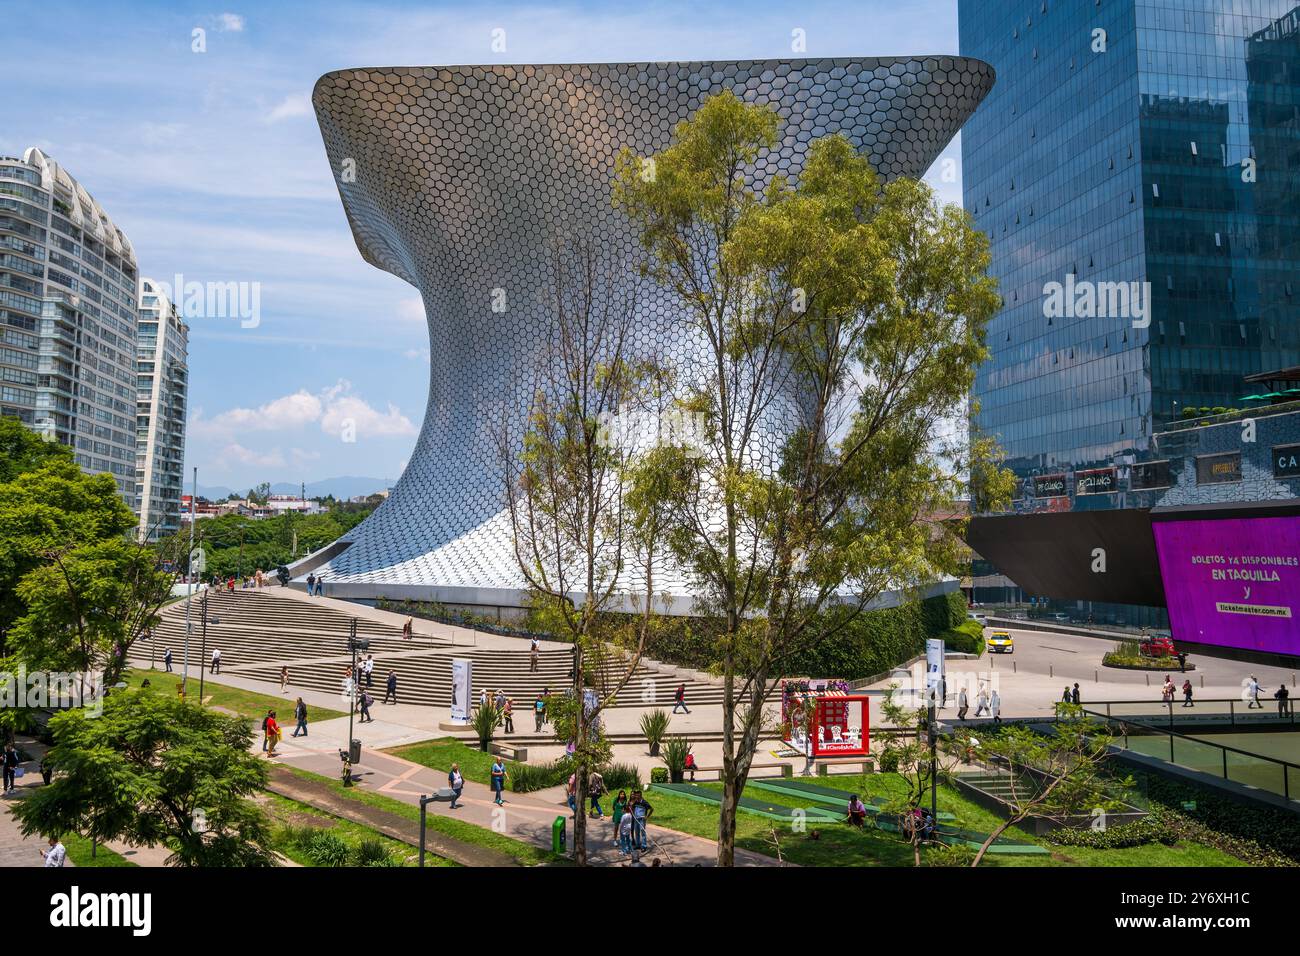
[987,631,1014,654]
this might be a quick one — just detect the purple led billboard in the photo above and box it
[1152,516,1300,655]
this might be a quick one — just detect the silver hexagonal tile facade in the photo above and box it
[309,58,994,606]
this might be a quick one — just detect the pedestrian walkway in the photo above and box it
[269,740,785,866]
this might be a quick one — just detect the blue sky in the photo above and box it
[1,0,966,492]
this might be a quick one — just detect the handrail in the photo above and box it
[1084,706,1300,802]
[1082,697,1297,732]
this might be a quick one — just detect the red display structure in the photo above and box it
[780,679,870,758]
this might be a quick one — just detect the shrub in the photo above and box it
[601,762,641,792]
[877,748,902,773]
[942,619,986,655]
[1143,774,1300,866]
[661,737,692,781]
[650,767,668,784]
[926,843,976,866]
[352,839,396,867]
[639,709,670,755]
[510,759,569,793]
[1048,816,1176,849]
[304,831,350,867]
[471,704,500,751]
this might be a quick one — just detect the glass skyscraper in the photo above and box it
[961,0,1300,494]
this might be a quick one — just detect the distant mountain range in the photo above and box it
[195,476,396,500]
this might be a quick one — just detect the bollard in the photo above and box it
[1145,673,1150,686]
[1013,660,1017,673]
[1200,674,1204,689]
[1095,669,1099,683]
[1049,664,1053,679]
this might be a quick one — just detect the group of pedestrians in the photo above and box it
[1244,674,1291,715]
[955,684,1001,721]
[304,572,325,596]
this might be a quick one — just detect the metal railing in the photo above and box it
[1085,697,1297,730]
[1083,703,1300,804]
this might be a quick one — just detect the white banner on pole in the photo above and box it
[450,658,472,723]
[925,638,946,707]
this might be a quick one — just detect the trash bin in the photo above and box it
[349,739,361,764]
[552,815,567,855]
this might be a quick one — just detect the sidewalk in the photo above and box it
[268,739,784,866]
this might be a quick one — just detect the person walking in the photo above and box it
[479,688,488,712]
[448,764,464,809]
[1061,686,1071,704]
[41,836,67,867]
[534,693,546,732]
[530,636,540,673]
[1247,675,1261,709]
[1071,683,1080,706]
[630,789,653,851]
[402,617,413,640]
[490,757,507,806]
[672,682,690,715]
[588,769,606,819]
[384,670,398,705]
[990,689,1002,722]
[1276,684,1291,717]
[974,685,989,717]
[1182,679,1194,707]
[359,691,374,724]
[1162,676,1175,704]
[306,572,315,596]
[265,710,281,757]
[260,709,273,751]
[363,655,375,688]
[163,647,172,672]
[612,789,629,843]
[2,743,18,794]
[957,685,969,720]
[566,772,578,816]
[1177,652,1187,673]
[210,647,221,674]
[292,697,308,737]
[503,698,514,734]
[342,667,356,712]
[617,803,636,859]
[280,665,289,693]
[494,689,507,727]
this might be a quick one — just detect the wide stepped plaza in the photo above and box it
[138,586,724,710]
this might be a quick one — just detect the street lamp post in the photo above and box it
[198,589,219,704]
[182,466,197,695]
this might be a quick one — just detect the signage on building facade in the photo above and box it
[1075,467,1117,496]
[1273,443,1300,479]
[1196,452,1242,485]
[1033,473,1068,498]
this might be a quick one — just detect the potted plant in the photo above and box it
[661,736,692,784]
[639,708,670,756]
[472,703,500,753]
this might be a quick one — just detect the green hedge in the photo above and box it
[1047,816,1176,849]
[1143,775,1299,866]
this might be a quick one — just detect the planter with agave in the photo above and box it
[639,708,670,757]
[661,736,692,784]
[471,703,500,752]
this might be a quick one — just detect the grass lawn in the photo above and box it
[123,668,346,722]
[259,791,455,867]
[63,833,135,868]
[386,737,498,786]
[277,764,568,866]
[644,772,1243,867]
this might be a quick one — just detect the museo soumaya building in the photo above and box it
[301,58,994,613]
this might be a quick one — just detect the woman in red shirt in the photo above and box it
[265,711,281,757]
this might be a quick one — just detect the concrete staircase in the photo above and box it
[136,588,724,709]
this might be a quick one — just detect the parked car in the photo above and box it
[1139,632,1177,658]
[967,611,988,627]
[987,632,1014,654]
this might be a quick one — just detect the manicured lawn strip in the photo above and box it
[123,668,346,722]
[277,764,568,866]
[63,833,135,867]
[261,791,454,867]
[386,737,498,786]
[646,772,1239,867]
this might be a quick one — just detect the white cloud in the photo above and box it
[215,12,245,32]
[192,381,416,442]
[264,92,312,124]
[403,347,429,361]
[191,390,322,438]
[220,442,284,468]
[320,394,418,439]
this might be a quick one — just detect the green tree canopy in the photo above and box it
[12,689,277,867]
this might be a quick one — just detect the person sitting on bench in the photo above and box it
[846,794,867,827]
